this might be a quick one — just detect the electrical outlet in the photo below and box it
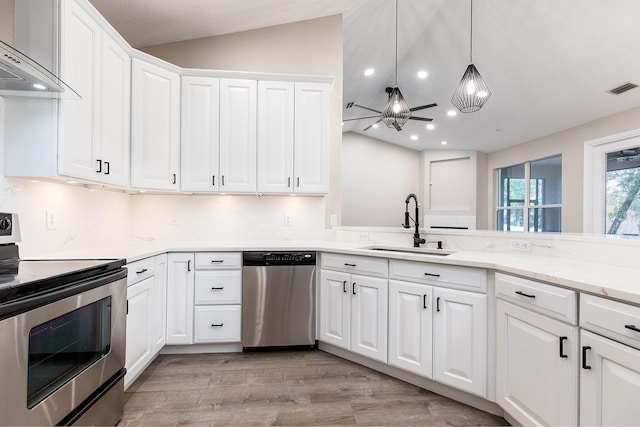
[46,210,57,230]
[169,213,180,225]
[358,232,369,241]
[510,240,532,251]
[284,213,292,227]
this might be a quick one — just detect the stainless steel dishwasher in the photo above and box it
[242,251,316,349]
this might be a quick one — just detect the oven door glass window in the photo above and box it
[27,296,112,408]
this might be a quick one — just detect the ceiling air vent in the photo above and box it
[608,82,638,95]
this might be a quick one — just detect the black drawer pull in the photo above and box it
[187,260,191,272]
[582,346,592,369]
[211,287,224,290]
[211,323,224,327]
[96,159,102,173]
[211,260,224,263]
[344,263,356,267]
[172,173,176,184]
[515,290,536,299]
[352,282,356,295]
[625,324,640,333]
[559,336,568,358]
[212,175,216,186]
[423,294,428,309]
[342,281,347,293]
[424,272,440,277]
[105,161,110,175]
[135,268,148,274]
[436,297,441,312]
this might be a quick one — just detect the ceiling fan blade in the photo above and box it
[409,116,433,122]
[342,115,380,122]
[362,118,382,131]
[393,121,402,132]
[350,103,382,114]
[409,103,438,112]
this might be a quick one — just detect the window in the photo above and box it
[496,155,562,232]
[605,147,640,236]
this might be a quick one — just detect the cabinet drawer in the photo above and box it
[495,273,577,324]
[389,259,486,293]
[194,305,241,343]
[320,253,388,278]
[581,294,640,349]
[194,271,242,305]
[195,252,242,269]
[127,257,155,285]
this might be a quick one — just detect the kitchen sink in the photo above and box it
[362,246,454,256]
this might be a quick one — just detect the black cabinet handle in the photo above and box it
[423,294,428,309]
[559,336,568,358]
[424,272,440,277]
[515,290,536,299]
[211,287,224,290]
[344,263,356,267]
[288,177,291,188]
[105,161,110,175]
[582,346,592,369]
[96,159,102,173]
[172,173,176,184]
[211,323,224,327]
[136,268,148,274]
[187,260,191,272]
[212,176,215,186]
[625,324,640,333]
[297,177,300,187]
[436,297,441,312]
[211,260,224,263]
[352,282,356,295]
[222,175,225,186]
[342,281,347,293]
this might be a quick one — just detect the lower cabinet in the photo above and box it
[151,254,168,353]
[166,253,195,344]
[125,276,153,389]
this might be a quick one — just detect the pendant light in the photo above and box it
[451,0,491,113]
[382,0,411,129]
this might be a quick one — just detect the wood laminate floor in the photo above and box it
[120,350,509,426]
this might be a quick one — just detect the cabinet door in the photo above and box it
[181,76,220,192]
[151,254,168,353]
[131,58,180,190]
[98,34,130,187]
[166,253,195,344]
[319,270,351,350]
[293,82,329,194]
[58,0,100,180]
[125,277,153,389]
[433,287,487,396]
[496,300,578,426]
[388,280,432,378]
[257,81,294,193]
[580,330,640,426]
[219,79,257,192]
[194,305,241,343]
[351,274,388,363]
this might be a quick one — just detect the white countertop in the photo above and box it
[27,239,640,306]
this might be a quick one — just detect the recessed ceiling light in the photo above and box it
[410,135,418,141]
[364,68,375,76]
[372,123,379,129]
[341,122,344,126]
[441,141,448,145]
[426,124,435,130]
[32,83,47,90]
[447,110,457,117]
[417,70,428,79]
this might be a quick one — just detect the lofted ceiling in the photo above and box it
[89,0,640,153]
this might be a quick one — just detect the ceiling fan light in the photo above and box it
[382,87,411,128]
[451,64,491,113]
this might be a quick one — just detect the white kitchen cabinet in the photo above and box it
[496,300,578,426]
[151,254,168,353]
[180,76,220,192]
[219,78,257,192]
[166,253,195,344]
[131,57,180,191]
[350,274,388,362]
[432,287,487,396]
[388,280,432,378]
[318,270,351,349]
[125,276,153,389]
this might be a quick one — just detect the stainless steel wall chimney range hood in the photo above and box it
[0,40,79,99]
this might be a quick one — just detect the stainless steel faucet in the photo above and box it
[403,193,426,247]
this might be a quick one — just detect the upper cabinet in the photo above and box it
[5,0,131,187]
[257,81,329,194]
[130,58,181,191]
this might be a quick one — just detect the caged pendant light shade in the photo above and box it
[451,0,491,113]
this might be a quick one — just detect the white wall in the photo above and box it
[341,132,421,226]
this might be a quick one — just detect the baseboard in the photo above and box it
[160,343,243,354]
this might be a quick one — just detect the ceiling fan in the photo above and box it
[344,89,437,132]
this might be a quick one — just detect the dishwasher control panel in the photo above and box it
[243,251,316,266]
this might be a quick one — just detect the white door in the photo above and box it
[98,34,130,187]
[181,76,220,192]
[166,253,195,344]
[58,0,100,180]
[388,280,432,378]
[496,300,578,426]
[131,58,180,190]
[580,330,640,426]
[151,254,168,353]
[125,277,153,389]
[319,270,351,350]
[293,82,329,194]
[433,287,487,396]
[350,274,388,363]
[257,81,294,193]
[219,78,257,192]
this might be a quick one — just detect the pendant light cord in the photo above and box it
[395,0,399,86]
[469,0,473,63]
